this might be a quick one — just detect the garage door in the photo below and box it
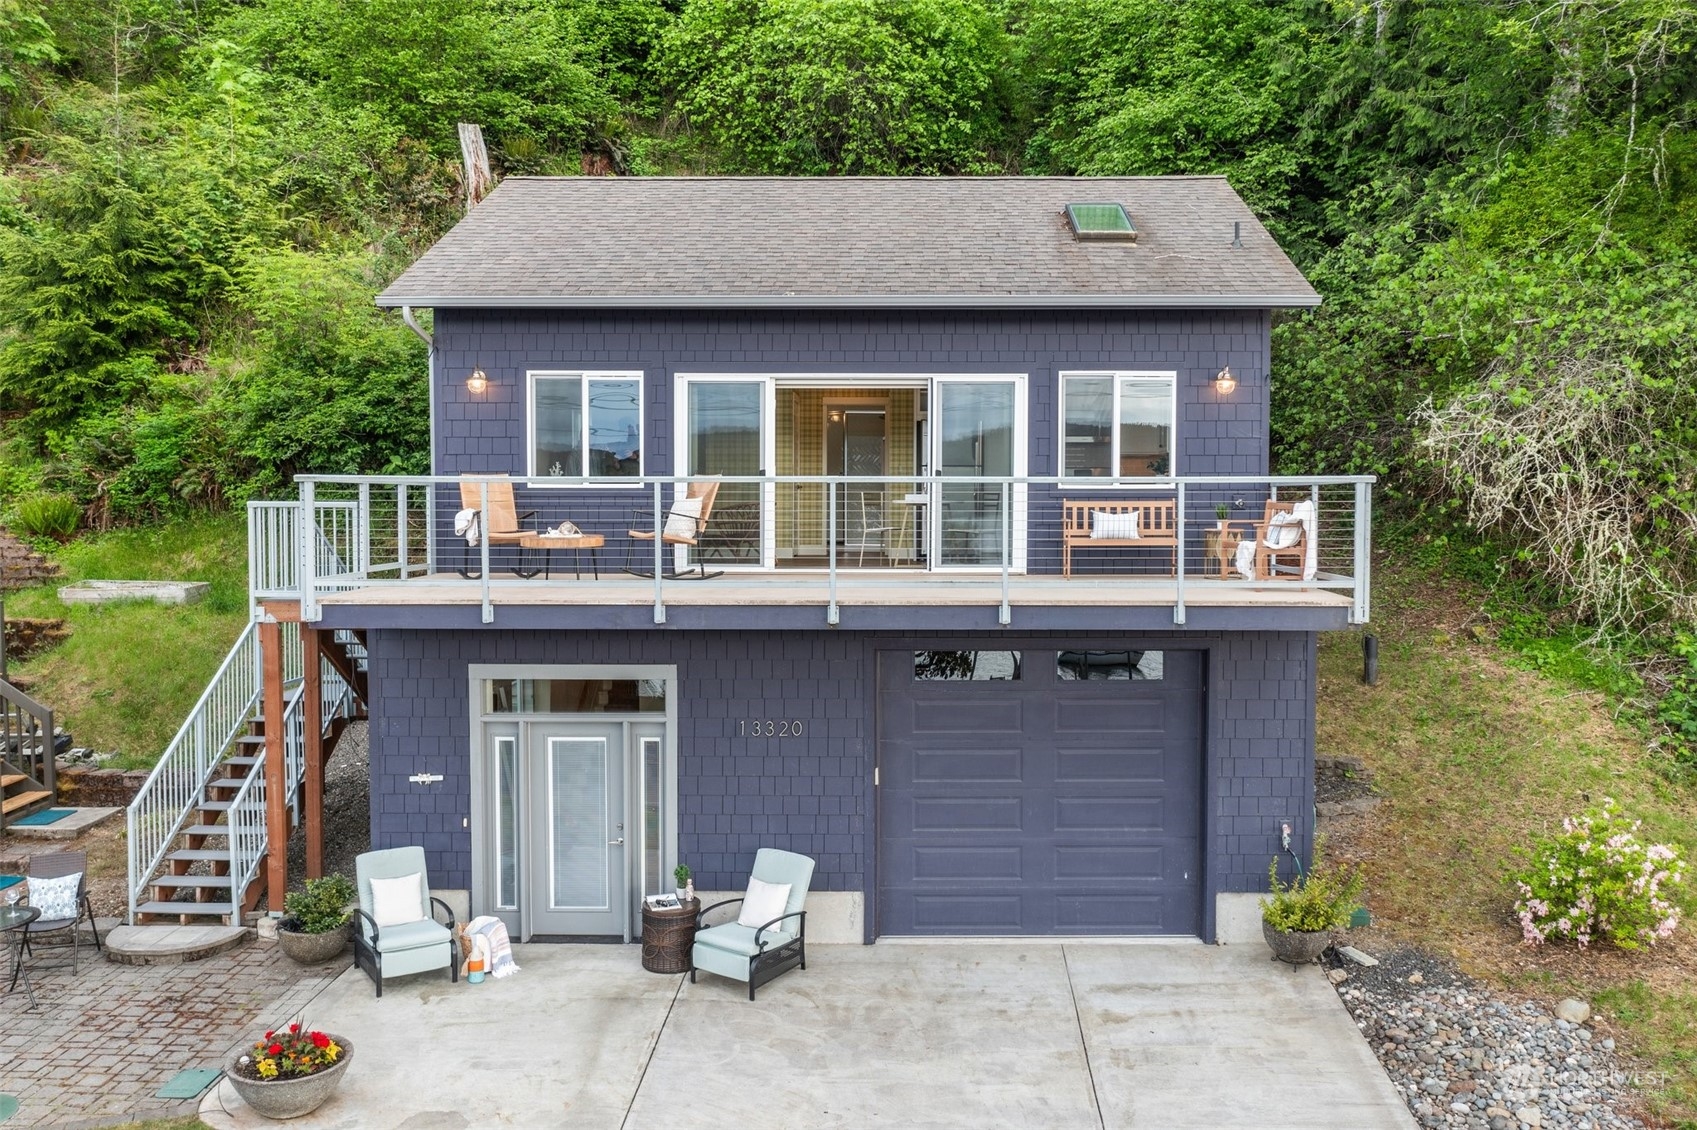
[877,648,1202,936]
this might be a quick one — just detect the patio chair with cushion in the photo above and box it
[352,846,458,998]
[690,848,815,1001]
[456,475,540,579]
[1235,498,1318,581]
[627,481,723,580]
[10,850,101,987]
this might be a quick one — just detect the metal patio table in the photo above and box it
[1,904,41,1008]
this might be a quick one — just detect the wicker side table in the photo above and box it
[641,899,700,974]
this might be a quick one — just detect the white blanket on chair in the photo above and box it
[1236,500,1319,581]
[453,508,482,546]
[467,915,520,978]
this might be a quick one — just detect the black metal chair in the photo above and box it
[11,850,101,988]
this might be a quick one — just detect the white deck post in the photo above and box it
[1172,479,1187,626]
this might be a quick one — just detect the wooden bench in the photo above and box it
[1061,498,1179,577]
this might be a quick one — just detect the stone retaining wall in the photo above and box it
[4,617,70,664]
[56,766,150,808]
[0,528,60,590]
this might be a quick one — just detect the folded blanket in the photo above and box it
[468,915,520,979]
[453,508,481,546]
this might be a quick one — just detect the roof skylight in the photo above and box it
[1066,203,1137,242]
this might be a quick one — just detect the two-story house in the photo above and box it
[128,177,1372,949]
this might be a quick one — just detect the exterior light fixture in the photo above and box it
[466,367,489,395]
[1213,365,1238,396]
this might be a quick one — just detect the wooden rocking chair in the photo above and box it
[457,476,540,579]
[628,482,724,580]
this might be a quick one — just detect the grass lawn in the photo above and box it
[6,514,250,769]
[1320,560,1697,1127]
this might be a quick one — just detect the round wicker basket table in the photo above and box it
[641,898,700,974]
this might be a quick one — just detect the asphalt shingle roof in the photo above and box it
[375,176,1320,309]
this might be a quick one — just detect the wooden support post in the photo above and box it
[303,627,325,880]
[260,619,289,913]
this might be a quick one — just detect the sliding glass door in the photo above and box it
[932,377,1026,569]
[679,377,773,568]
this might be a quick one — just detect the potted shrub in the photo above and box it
[227,1020,353,1119]
[1261,850,1364,965]
[673,862,694,902]
[278,874,356,964]
[1214,502,1230,528]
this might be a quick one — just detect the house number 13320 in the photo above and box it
[739,719,804,737]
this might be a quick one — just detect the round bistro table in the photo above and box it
[515,533,606,580]
[1,904,41,1009]
[641,898,700,974]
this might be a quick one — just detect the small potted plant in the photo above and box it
[227,1019,353,1119]
[278,874,357,965]
[1261,847,1364,965]
[1215,502,1230,528]
[673,862,694,902]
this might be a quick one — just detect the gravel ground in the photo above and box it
[286,719,371,887]
[1324,946,1649,1130]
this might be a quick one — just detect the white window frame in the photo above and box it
[1058,370,1178,487]
[526,369,645,485]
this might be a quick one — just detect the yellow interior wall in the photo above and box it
[775,386,918,557]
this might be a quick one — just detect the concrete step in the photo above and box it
[3,806,120,840]
[134,900,237,921]
[106,923,249,965]
[182,824,231,837]
[196,800,233,812]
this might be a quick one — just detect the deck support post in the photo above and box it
[303,627,325,880]
[260,619,288,913]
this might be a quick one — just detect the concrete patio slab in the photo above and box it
[641,944,1101,1130]
[1,805,121,840]
[57,578,209,605]
[200,945,683,1130]
[195,941,1415,1130]
[1065,944,1416,1130]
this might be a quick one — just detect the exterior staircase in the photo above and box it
[1,676,58,830]
[127,622,367,925]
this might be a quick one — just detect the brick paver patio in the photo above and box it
[0,936,345,1128]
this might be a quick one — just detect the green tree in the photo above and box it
[660,0,1011,175]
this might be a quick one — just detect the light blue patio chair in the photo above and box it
[352,846,458,998]
[690,848,815,1001]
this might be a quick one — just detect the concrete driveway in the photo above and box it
[201,941,1413,1130]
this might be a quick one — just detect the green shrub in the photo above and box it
[1512,798,1686,951]
[282,873,356,935]
[12,492,80,540]
[1262,851,1365,934]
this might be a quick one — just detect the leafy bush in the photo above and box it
[282,873,356,935]
[1262,851,1365,934]
[1512,799,1686,950]
[11,492,80,539]
[1656,634,1697,774]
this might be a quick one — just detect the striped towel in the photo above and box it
[468,915,520,979]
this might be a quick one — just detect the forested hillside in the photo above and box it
[1,2,1693,678]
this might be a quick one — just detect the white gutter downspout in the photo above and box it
[400,305,437,475]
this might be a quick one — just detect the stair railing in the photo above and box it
[0,677,54,834]
[125,620,303,923]
[225,655,355,915]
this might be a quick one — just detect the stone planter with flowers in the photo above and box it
[226,1021,353,1119]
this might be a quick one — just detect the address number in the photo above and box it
[739,719,804,737]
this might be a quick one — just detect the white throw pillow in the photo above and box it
[663,496,705,540]
[29,873,80,922]
[736,877,793,931]
[369,872,426,928]
[1091,510,1140,540]
[1266,512,1303,549]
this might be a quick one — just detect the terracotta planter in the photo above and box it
[277,921,351,965]
[227,1036,353,1120]
[1262,918,1332,965]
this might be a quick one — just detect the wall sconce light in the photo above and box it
[466,367,489,395]
[1213,365,1238,396]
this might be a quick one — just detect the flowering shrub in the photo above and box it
[1512,798,1687,950]
[232,1021,343,1081]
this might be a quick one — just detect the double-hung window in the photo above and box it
[529,371,643,481]
[1060,372,1176,481]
